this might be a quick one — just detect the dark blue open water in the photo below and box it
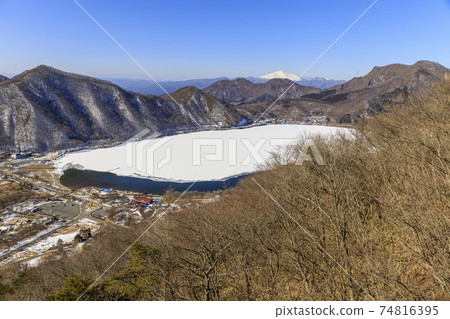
[60,168,248,195]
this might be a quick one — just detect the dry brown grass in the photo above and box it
[0,181,46,209]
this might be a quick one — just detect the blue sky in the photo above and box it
[0,0,449,80]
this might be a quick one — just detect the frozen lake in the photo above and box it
[55,124,351,183]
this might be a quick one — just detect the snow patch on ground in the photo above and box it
[78,218,100,227]
[24,256,42,268]
[1,218,102,265]
[0,222,63,258]
[28,231,78,253]
[0,214,20,224]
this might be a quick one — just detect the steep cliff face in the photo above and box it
[0,66,229,151]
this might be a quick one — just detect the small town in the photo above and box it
[0,116,326,269]
[0,151,191,268]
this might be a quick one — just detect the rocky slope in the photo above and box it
[301,60,449,122]
[0,66,231,152]
[0,75,8,83]
[296,77,345,89]
[161,86,237,124]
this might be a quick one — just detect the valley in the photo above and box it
[0,60,448,302]
[0,122,350,266]
[0,60,447,154]
[1,0,450,310]
[0,151,188,267]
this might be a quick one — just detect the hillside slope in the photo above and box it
[0,66,230,151]
[303,60,449,122]
[203,78,318,105]
[160,86,236,124]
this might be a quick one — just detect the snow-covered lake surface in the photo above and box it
[55,125,351,183]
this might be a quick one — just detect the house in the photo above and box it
[100,188,113,195]
[137,197,153,204]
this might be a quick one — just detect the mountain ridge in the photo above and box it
[321,60,450,121]
[105,74,345,95]
[203,78,318,105]
[0,66,234,152]
[0,60,448,152]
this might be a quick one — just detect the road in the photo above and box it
[0,222,67,263]
[0,168,111,207]
[0,201,119,265]
[0,169,120,265]
[79,200,119,228]
[0,168,69,194]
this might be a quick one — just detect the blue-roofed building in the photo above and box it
[101,188,113,195]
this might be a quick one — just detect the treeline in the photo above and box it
[0,77,448,300]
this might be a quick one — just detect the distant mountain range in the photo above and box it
[106,72,345,95]
[106,77,228,96]
[0,60,448,152]
[259,71,346,89]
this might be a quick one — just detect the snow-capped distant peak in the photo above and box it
[260,70,300,81]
